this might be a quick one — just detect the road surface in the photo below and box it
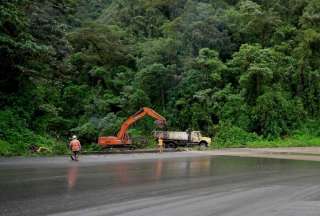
[1,152,320,216]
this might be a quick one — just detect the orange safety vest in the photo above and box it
[70,140,81,151]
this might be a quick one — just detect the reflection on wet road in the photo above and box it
[67,164,79,190]
[1,154,320,216]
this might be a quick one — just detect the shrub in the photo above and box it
[252,91,305,138]
[214,122,259,147]
[0,140,11,156]
[0,109,68,155]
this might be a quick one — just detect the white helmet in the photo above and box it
[72,135,77,139]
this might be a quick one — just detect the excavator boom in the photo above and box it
[98,107,166,147]
[117,107,166,139]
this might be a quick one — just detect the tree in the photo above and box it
[67,23,135,86]
[168,48,227,133]
[284,1,320,117]
[137,38,180,69]
[300,0,320,30]
[136,63,173,110]
[170,1,235,59]
[0,0,47,94]
[224,0,281,46]
[229,44,278,104]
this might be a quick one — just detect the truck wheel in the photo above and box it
[166,142,176,149]
[199,142,208,150]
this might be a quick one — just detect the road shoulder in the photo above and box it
[195,147,320,162]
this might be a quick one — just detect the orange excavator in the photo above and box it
[98,107,166,148]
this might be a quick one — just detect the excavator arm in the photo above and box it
[117,107,166,140]
[98,107,166,147]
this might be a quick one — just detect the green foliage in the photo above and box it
[218,93,251,130]
[0,0,48,94]
[239,0,281,46]
[73,0,112,24]
[71,121,98,143]
[230,44,279,104]
[300,0,320,30]
[246,135,320,148]
[2,0,320,155]
[246,120,320,148]
[294,119,320,137]
[98,113,123,136]
[214,122,260,148]
[252,91,305,138]
[0,140,11,156]
[68,23,134,70]
[136,63,173,109]
[0,109,68,156]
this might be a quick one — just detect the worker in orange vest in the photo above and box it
[69,135,81,161]
[158,137,164,153]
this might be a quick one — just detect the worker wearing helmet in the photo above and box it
[158,137,164,153]
[69,135,81,161]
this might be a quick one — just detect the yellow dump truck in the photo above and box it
[153,131,211,148]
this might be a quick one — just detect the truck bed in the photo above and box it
[154,131,189,141]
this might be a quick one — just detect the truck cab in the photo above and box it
[190,131,211,147]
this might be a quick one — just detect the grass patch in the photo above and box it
[0,136,69,157]
[211,120,320,149]
[246,134,320,148]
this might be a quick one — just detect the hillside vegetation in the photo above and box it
[1,0,320,155]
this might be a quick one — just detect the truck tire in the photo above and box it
[165,142,176,149]
[199,141,208,150]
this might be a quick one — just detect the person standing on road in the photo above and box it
[158,137,164,153]
[69,135,81,161]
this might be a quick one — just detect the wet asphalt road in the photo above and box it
[1,152,320,216]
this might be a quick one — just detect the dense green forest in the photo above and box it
[1,0,320,155]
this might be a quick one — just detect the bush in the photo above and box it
[0,109,68,156]
[214,122,260,148]
[98,113,123,136]
[252,91,305,138]
[71,121,98,144]
[0,140,11,156]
